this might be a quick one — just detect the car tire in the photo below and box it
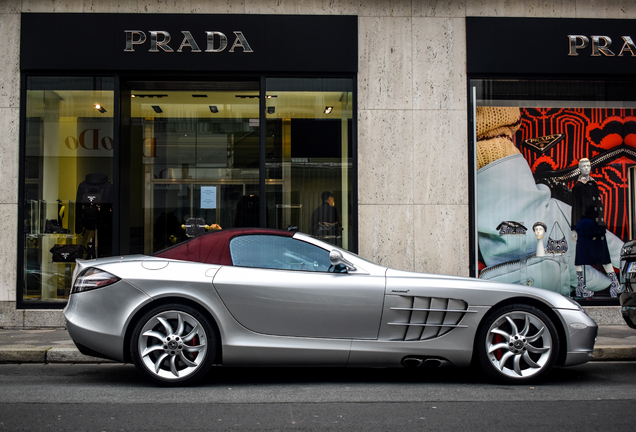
[476,303,559,384]
[130,304,217,386]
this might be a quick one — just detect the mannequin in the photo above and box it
[533,222,546,257]
[571,158,620,298]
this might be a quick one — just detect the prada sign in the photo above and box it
[567,35,636,56]
[467,17,636,75]
[124,30,253,53]
[21,13,357,73]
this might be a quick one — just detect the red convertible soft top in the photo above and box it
[153,228,294,265]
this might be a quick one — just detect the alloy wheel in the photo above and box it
[137,310,208,381]
[485,310,552,379]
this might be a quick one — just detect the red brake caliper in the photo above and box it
[493,334,503,360]
[190,336,198,360]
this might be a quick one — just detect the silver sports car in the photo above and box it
[64,228,597,386]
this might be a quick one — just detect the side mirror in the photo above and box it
[329,250,356,272]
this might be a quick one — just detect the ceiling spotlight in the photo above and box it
[324,106,333,114]
[151,105,163,113]
[132,94,168,98]
[209,105,219,113]
[267,106,275,114]
[94,104,107,113]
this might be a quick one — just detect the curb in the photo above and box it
[0,347,114,364]
[1,346,635,364]
[592,346,636,361]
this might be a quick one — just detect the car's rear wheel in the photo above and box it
[476,304,559,384]
[131,304,216,386]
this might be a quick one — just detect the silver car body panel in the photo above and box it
[213,265,386,339]
[64,236,596,369]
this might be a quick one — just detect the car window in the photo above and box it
[230,235,331,272]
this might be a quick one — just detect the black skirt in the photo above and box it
[574,217,611,265]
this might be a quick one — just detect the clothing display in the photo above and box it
[478,153,623,292]
[480,254,570,295]
[75,173,113,258]
[571,177,606,230]
[75,173,113,234]
[574,216,611,266]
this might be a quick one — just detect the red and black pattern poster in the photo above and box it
[516,108,636,242]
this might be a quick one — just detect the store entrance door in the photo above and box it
[122,80,262,255]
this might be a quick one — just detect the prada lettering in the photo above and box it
[124,30,253,53]
[568,35,636,56]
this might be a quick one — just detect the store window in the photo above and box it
[473,79,633,300]
[119,77,356,257]
[265,78,354,249]
[120,81,262,255]
[22,77,114,303]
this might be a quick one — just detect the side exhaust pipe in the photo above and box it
[401,356,449,368]
[402,357,424,368]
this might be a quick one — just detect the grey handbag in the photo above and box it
[546,221,568,254]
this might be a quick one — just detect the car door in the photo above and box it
[212,234,386,339]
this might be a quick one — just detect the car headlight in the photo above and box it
[72,268,120,294]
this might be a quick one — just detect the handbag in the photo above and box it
[44,219,68,234]
[50,244,85,263]
[496,221,527,236]
[546,221,568,254]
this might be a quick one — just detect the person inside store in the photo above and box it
[570,158,621,298]
[311,191,341,242]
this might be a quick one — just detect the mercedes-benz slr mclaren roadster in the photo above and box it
[64,228,597,386]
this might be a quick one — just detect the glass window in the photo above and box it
[230,235,331,271]
[472,79,631,300]
[22,77,114,303]
[120,82,261,255]
[264,78,354,250]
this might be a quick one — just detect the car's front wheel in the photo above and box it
[476,304,559,384]
[131,304,216,386]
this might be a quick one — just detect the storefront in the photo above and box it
[3,3,635,328]
[468,17,634,305]
[18,13,357,307]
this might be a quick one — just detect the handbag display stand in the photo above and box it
[40,200,77,300]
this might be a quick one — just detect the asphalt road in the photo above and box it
[0,362,635,431]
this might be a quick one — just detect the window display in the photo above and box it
[265,78,354,249]
[22,77,114,303]
[474,81,633,299]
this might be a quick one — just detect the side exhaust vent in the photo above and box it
[401,356,450,368]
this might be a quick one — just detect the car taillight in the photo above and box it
[72,268,120,294]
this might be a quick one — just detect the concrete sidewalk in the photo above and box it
[0,326,635,364]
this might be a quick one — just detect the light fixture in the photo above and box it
[267,106,275,114]
[324,106,333,114]
[192,94,208,98]
[131,94,168,98]
[235,95,278,99]
[151,105,163,113]
[209,105,218,113]
[94,104,107,113]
